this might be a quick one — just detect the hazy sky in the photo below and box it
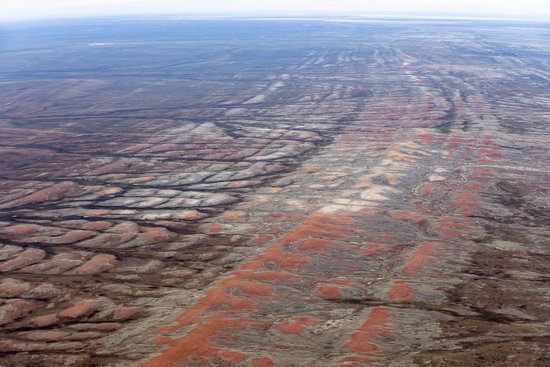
[2,0,549,22]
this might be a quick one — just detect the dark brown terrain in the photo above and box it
[0,18,549,366]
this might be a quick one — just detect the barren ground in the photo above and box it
[0,19,549,367]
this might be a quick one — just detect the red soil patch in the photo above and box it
[280,226,336,245]
[0,248,46,272]
[267,227,282,235]
[59,299,102,319]
[143,315,251,367]
[478,147,503,159]
[444,179,459,186]
[482,136,495,145]
[329,278,354,286]
[470,167,493,181]
[447,134,463,148]
[304,164,321,173]
[402,242,438,276]
[362,243,388,257]
[141,227,176,243]
[431,217,471,239]
[72,254,117,275]
[418,182,435,196]
[274,316,315,335]
[240,245,309,271]
[57,230,95,243]
[278,213,356,247]
[464,182,481,190]
[0,282,29,298]
[417,133,434,145]
[239,282,273,297]
[296,238,333,252]
[251,234,273,245]
[353,176,371,189]
[112,307,143,321]
[16,181,80,207]
[252,358,274,367]
[204,223,222,233]
[511,251,531,259]
[391,210,429,225]
[226,298,257,311]
[344,307,389,355]
[92,323,121,331]
[453,191,479,215]
[23,330,69,341]
[85,209,109,216]
[223,211,247,221]
[0,299,37,326]
[3,224,40,236]
[388,280,413,302]
[316,285,342,298]
[231,181,250,188]
[28,314,58,328]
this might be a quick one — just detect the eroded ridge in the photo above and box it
[0,19,549,366]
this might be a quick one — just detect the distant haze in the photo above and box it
[1,0,549,22]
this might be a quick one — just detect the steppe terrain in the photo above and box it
[0,19,548,366]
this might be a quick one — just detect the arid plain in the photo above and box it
[0,19,549,366]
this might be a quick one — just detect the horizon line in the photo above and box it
[2,12,549,25]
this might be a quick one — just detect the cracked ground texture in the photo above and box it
[0,19,549,366]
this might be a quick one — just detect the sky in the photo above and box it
[2,0,549,22]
